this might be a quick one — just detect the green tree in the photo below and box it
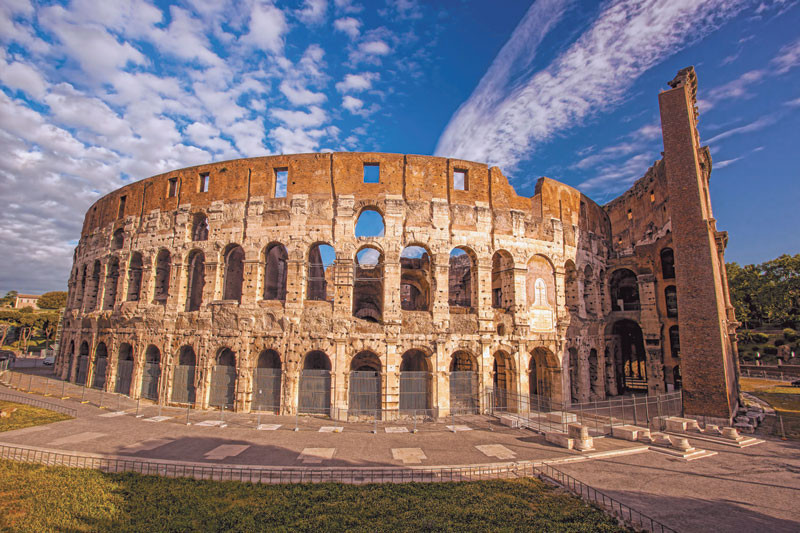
[37,291,68,310]
[0,291,17,308]
[728,253,800,327]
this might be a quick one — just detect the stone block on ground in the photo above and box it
[664,416,701,432]
[546,411,577,424]
[545,431,574,450]
[611,424,649,441]
[500,415,520,428]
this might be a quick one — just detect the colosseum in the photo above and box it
[55,67,740,424]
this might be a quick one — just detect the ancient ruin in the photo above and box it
[56,67,740,424]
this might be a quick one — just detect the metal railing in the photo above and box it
[536,463,677,533]
[0,391,77,417]
[740,368,797,382]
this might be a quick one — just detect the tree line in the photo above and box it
[727,254,800,329]
[0,291,67,352]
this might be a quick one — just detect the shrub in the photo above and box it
[775,339,785,347]
[784,328,798,342]
[763,345,778,355]
[751,332,769,344]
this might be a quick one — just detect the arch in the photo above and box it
[669,325,680,359]
[609,269,639,311]
[665,286,678,318]
[568,347,579,403]
[126,252,143,302]
[154,249,171,302]
[307,243,335,302]
[672,365,682,390]
[299,350,331,415]
[449,351,478,414]
[186,250,205,311]
[263,243,288,301]
[583,265,596,315]
[611,320,647,393]
[103,257,120,310]
[529,347,558,402]
[353,246,383,322]
[74,264,87,308]
[140,345,161,400]
[76,340,90,385]
[354,207,385,238]
[491,250,515,311]
[210,348,236,408]
[115,343,133,394]
[349,351,382,417]
[253,349,282,412]
[66,340,75,380]
[192,212,209,241]
[87,260,102,311]
[448,247,476,308]
[527,255,556,331]
[400,349,432,413]
[222,244,245,302]
[400,245,431,311]
[492,351,516,411]
[172,345,197,404]
[660,248,675,279]
[92,342,108,390]
[111,228,124,250]
[588,348,600,398]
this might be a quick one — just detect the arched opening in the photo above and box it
[588,348,600,399]
[185,251,205,311]
[493,351,516,411]
[91,342,108,390]
[298,351,332,415]
[449,351,478,414]
[354,208,384,238]
[192,212,209,241]
[111,228,124,250]
[253,350,282,412]
[448,247,475,308]
[669,325,680,359]
[610,269,639,311]
[223,244,245,302]
[172,346,197,404]
[349,351,381,417]
[263,244,288,301]
[583,265,596,315]
[75,265,87,308]
[612,320,647,393]
[529,346,556,405]
[400,350,432,413]
[103,258,119,310]
[353,247,383,322]
[66,340,75,380]
[210,348,237,408]
[527,255,556,331]
[564,261,579,311]
[672,365,682,390]
[87,260,101,311]
[665,286,678,318]
[568,347,579,403]
[604,346,617,397]
[400,246,431,311]
[154,250,171,303]
[115,343,133,394]
[491,250,515,310]
[307,243,335,302]
[76,341,90,384]
[140,345,161,401]
[126,253,143,302]
[661,248,675,279]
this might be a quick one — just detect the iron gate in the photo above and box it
[348,371,380,417]
[298,369,331,415]
[449,371,478,414]
[140,362,160,401]
[210,364,236,408]
[76,356,88,385]
[115,360,133,394]
[252,368,281,412]
[171,365,196,404]
[399,371,431,412]
[92,358,107,390]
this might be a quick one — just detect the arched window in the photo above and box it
[222,245,245,302]
[92,342,108,390]
[449,247,475,308]
[609,269,639,311]
[665,286,678,318]
[186,251,205,311]
[564,261,578,310]
[126,253,143,302]
[192,213,209,241]
[449,351,478,414]
[527,255,556,331]
[353,247,383,322]
[399,350,431,412]
[87,260,102,311]
[299,351,332,415]
[141,345,161,400]
[669,326,680,359]
[154,250,171,302]
[103,258,119,310]
[491,250,515,310]
[583,265,596,315]
[263,243,288,301]
[75,265,87,308]
[307,243,335,302]
[660,248,675,279]
[400,246,431,311]
[111,228,124,250]
[354,208,384,238]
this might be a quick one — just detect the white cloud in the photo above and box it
[714,156,744,169]
[297,0,327,25]
[334,16,361,39]
[772,36,800,74]
[436,0,750,170]
[785,96,800,107]
[359,40,390,55]
[334,0,363,14]
[335,72,378,93]
[705,115,777,144]
[270,106,328,128]
[342,95,364,113]
[241,1,288,54]
[0,57,48,99]
[269,126,326,153]
[280,81,327,105]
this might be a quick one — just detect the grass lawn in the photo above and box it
[0,400,72,432]
[0,459,628,532]
[739,378,800,440]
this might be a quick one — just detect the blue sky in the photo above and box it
[0,0,798,294]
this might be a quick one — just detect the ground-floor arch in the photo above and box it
[210,348,237,408]
[349,351,382,417]
[299,351,332,415]
[91,342,108,390]
[140,345,161,401]
[399,349,432,413]
[611,320,647,393]
[253,349,282,412]
[492,351,516,410]
[116,343,133,394]
[76,341,90,385]
[449,351,478,414]
[172,346,197,404]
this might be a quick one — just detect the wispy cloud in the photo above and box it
[705,115,777,144]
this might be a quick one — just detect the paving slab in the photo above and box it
[392,447,426,464]
[205,444,249,460]
[298,448,335,464]
[47,432,106,446]
[475,444,516,460]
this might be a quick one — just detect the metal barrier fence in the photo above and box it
[171,364,196,404]
[399,371,432,412]
[536,463,677,533]
[740,368,797,382]
[298,370,331,415]
[486,388,683,435]
[252,368,281,412]
[0,391,78,417]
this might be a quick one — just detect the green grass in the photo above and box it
[0,400,72,432]
[740,378,800,440]
[0,459,628,532]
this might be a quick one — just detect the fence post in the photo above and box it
[80,384,86,403]
[621,397,626,424]
[633,395,638,426]
[43,379,48,397]
[27,374,33,392]
[135,397,140,417]
[294,410,299,431]
[61,379,66,399]
[186,405,191,425]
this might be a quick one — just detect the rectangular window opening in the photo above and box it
[275,168,288,198]
[650,191,655,203]
[199,173,209,193]
[167,178,178,198]
[454,169,468,191]
[118,195,127,218]
[363,163,380,183]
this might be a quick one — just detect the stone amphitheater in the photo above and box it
[55,67,741,424]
